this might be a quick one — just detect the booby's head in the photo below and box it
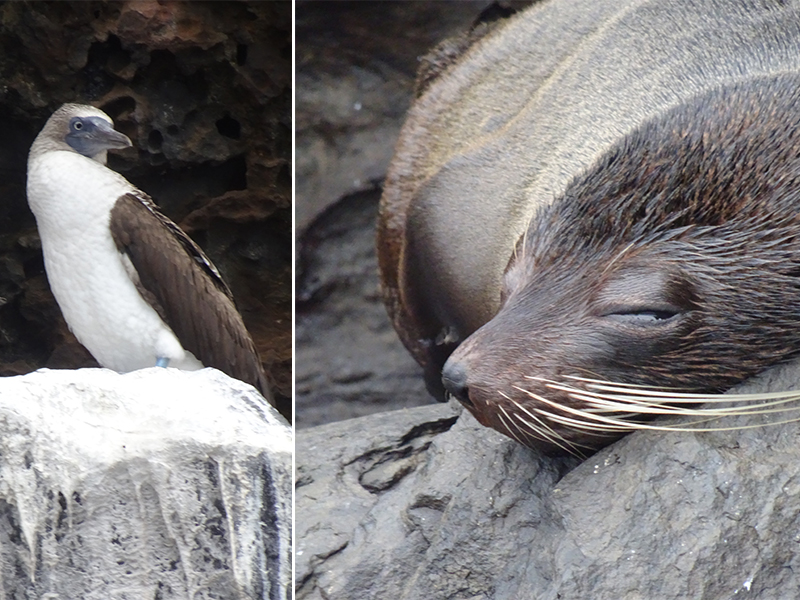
[30,103,132,165]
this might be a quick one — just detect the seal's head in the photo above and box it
[442,76,800,455]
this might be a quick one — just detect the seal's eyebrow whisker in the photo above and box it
[602,241,636,274]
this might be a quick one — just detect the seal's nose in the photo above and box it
[442,360,473,408]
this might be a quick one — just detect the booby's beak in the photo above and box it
[91,119,133,150]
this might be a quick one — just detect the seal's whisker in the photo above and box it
[554,375,800,403]
[581,385,800,404]
[511,411,583,456]
[531,375,677,391]
[566,391,800,416]
[502,392,574,448]
[542,411,639,433]
[514,382,800,433]
[498,392,567,451]
[502,404,584,456]
[532,404,639,432]
[496,402,529,447]
[503,392,594,452]
[538,403,731,432]
[513,388,637,432]
[565,415,800,433]
[531,376,800,414]
[506,399,595,454]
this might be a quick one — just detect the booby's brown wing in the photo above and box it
[109,191,273,406]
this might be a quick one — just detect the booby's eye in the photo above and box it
[70,118,84,132]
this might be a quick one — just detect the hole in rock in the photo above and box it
[236,44,248,65]
[101,96,137,120]
[216,115,241,140]
[148,129,164,151]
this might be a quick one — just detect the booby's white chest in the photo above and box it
[26,151,201,372]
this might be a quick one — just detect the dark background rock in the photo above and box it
[0,1,291,419]
[295,0,535,428]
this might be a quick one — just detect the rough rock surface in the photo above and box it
[0,1,291,419]
[296,361,800,600]
[0,367,292,599]
[296,190,431,427]
[295,1,536,427]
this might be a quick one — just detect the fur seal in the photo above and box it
[377,0,800,455]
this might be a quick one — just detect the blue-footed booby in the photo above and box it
[26,103,273,405]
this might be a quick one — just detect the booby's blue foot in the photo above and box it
[155,357,170,368]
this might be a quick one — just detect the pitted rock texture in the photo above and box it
[0,367,292,599]
[0,1,291,419]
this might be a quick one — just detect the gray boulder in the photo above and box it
[296,360,800,599]
[0,367,291,600]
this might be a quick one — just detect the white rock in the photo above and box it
[0,367,292,599]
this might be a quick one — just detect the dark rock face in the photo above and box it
[296,1,489,232]
[296,190,432,427]
[0,1,291,419]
